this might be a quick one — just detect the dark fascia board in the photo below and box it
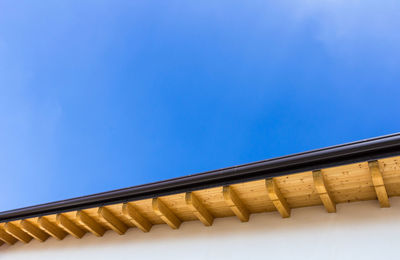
[1,133,400,223]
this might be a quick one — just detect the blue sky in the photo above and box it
[0,0,399,211]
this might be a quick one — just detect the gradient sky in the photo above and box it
[1,0,400,211]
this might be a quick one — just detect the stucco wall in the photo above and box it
[1,197,400,260]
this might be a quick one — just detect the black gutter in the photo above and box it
[1,133,400,223]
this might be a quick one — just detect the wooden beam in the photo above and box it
[98,207,128,235]
[57,214,85,239]
[0,228,18,245]
[122,203,152,232]
[185,192,213,226]
[4,222,32,243]
[312,170,336,213]
[152,198,181,229]
[223,186,249,222]
[38,217,67,240]
[20,220,49,242]
[76,210,106,237]
[369,160,390,207]
[266,178,291,218]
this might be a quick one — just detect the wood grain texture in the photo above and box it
[313,170,336,213]
[98,207,128,235]
[185,192,214,226]
[57,214,85,239]
[266,178,291,218]
[122,203,152,232]
[152,198,181,229]
[20,220,49,242]
[38,217,67,240]
[369,160,390,207]
[0,228,18,245]
[223,186,250,222]
[4,222,32,243]
[77,210,106,237]
[1,156,400,248]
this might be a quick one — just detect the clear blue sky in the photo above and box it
[1,0,399,211]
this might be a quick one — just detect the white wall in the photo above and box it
[2,197,400,260]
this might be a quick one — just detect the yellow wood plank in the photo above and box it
[223,186,250,222]
[0,228,18,245]
[313,170,336,213]
[185,192,213,226]
[230,181,275,213]
[152,198,181,229]
[57,214,85,239]
[38,217,67,240]
[77,210,106,237]
[122,203,152,232]
[369,160,390,207]
[98,207,128,235]
[152,193,196,222]
[20,220,49,242]
[266,178,290,218]
[0,155,400,248]
[131,199,165,225]
[380,157,400,196]
[4,223,32,243]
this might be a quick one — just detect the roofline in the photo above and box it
[1,133,400,222]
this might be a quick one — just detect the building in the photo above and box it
[1,133,400,259]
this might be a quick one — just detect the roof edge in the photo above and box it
[1,133,400,222]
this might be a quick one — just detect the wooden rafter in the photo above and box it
[266,178,290,218]
[152,198,181,229]
[77,210,106,237]
[368,160,390,207]
[312,170,336,213]
[57,214,85,239]
[223,186,249,222]
[0,228,18,245]
[38,217,67,240]
[122,203,152,232]
[2,154,400,249]
[98,207,128,235]
[185,192,213,226]
[20,220,49,242]
[4,223,32,243]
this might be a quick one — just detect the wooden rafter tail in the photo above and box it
[0,228,18,245]
[76,210,106,237]
[20,220,49,242]
[312,170,336,213]
[185,192,214,226]
[223,186,250,222]
[122,203,152,233]
[266,178,291,218]
[98,207,128,235]
[38,217,67,240]
[4,222,33,243]
[152,198,181,229]
[368,160,390,208]
[57,214,86,239]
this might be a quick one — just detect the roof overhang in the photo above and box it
[1,133,400,246]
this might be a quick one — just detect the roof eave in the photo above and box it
[1,133,400,222]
